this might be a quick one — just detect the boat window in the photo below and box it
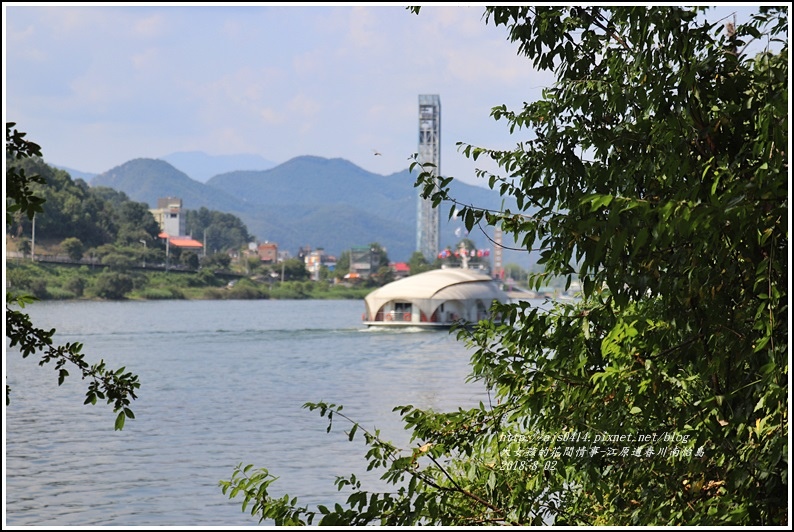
[394,302,412,313]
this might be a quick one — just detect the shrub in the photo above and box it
[46,286,76,300]
[92,272,134,299]
[29,279,49,299]
[138,288,178,300]
[61,237,84,262]
[228,279,267,300]
[64,276,86,297]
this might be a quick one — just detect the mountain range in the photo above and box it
[161,151,277,183]
[84,153,527,264]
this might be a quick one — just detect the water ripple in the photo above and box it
[6,299,485,526]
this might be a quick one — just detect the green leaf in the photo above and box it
[114,411,126,431]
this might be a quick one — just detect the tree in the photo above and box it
[5,122,140,430]
[92,271,135,300]
[407,250,431,275]
[364,242,392,286]
[200,252,232,271]
[334,250,350,279]
[16,236,31,257]
[368,242,390,270]
[183,251,201,271]
[280,257,310,281]
[5,123,46,225]
[8,156,114,247]
[185,207,251,253]
[220,7,787,525]
[61,237,85,262]
[114,201,160,246]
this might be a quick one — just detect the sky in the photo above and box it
[3,3,775,186]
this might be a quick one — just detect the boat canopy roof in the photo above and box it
[364,268,508,319]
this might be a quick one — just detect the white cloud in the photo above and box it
[347,6,381,49]
[132,13,167,38]
[130,47,161,71]
[3,4,552,182]
[292,50,324,78]
[258,107,283,125]
[286,93,322,121]
[6,21,36,43]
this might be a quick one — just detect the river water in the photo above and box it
[4,299,492,526]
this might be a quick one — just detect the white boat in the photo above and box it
[362,268,509,328]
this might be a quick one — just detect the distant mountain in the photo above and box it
[208,156,407,204]
[53,165,97,182]
[207,156,415,223]
[206,155,516,260]
[91,158,246,214]
[88,155,528,264]
[161,151,277,183]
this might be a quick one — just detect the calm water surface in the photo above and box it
[5,299,490,526]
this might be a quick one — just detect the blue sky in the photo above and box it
[3,3,771,185]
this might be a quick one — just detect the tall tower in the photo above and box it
[417,94,441,260]
[493,225,504,279]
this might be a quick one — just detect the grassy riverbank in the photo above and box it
[5,261,372,301]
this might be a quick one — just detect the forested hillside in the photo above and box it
[7,156,252,260]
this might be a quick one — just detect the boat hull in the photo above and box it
[363,320,454,329]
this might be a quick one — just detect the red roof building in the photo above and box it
[159,232,203,250]
[390,262,411,279]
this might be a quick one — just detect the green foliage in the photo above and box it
[64,275,87,297]
[61,237,85,262]
[367,265,394,287]
[5,147,165,248]
[6,293,140,429]
[222,6,788,526]
[221,464,314,525]
[182,251,200,270]
[113,201,160,246]
[4,261,370,301]
[138,287,185,300]
[91,271,135,300]
[6,124,140,427]
[16,236,32,256]
[9,157,110,246]
[368,242,390,270]
[185,206,251,253]
[5,276,136,415]
[268,280,312,299]
[201,252,233,271]
[28,278,50,299]
[334,250,351,278]
[44,286,78,300]
[407,251,432,275]
[227,278,268,299]
[5,122,45,225]
[195,268,223,287]
[100,251,138,271]
[280,258,310,281]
